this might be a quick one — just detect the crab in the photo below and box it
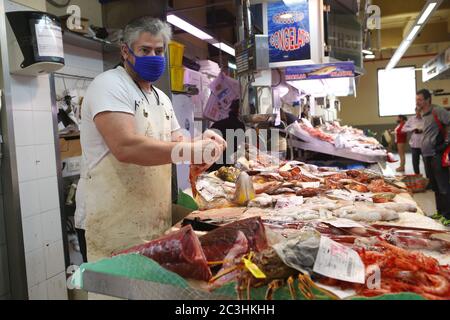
[209,249,339,300]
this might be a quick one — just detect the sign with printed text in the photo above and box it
[285,62,355,81]
[34,20,64,59]
[268,0,311,64]
[313,236,365,284]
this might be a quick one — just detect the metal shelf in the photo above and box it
[59,132,80,139]
[62,29,119,53]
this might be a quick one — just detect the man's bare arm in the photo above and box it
[95,111,184,166]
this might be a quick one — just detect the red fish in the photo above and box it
[117,225,212,281]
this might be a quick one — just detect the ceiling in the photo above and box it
[372,0,450,51]
[168,0,450,60]
[168,0,236,62]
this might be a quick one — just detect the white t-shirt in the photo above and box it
[74,66,180,229]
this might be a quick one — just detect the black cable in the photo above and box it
[46,0,71,8]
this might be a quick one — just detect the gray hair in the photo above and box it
[121,16,172,48]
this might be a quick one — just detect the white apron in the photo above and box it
[84,88,173,262]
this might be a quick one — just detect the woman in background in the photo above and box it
[395,115,408,172]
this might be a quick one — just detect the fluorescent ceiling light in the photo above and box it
[167,14,213,40]
[417,2,438,24]
[362,49,373,55]
[406,25,420,41]
[212,42,235,56]
[386,40,411,70]
[365,54,375,59]
[228,62,236,70]
[167,14,235,57]
[385,0,442,70]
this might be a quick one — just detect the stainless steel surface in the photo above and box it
[49,73,70,269]
[422,48,450,82]
[241,113,277,124]
[288,136,385,164]
[0,0,29,299]
[82,270,232,300]
[254,34,269,71]
[63,29,119,54]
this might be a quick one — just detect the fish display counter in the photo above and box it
[286,119,388,164]
[76,152,450,300]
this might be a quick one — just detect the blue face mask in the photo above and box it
[126,46,166,82]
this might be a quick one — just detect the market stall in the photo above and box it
[75,149,449,300]
[68,0,450,301]
[286,119,387,164]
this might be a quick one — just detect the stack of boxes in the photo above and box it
[168,41,185,92]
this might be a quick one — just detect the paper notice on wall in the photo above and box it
[313,236,365,284]
[35,22,64,58]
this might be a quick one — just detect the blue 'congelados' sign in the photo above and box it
[285,62,355,81]
[268,0,311,64]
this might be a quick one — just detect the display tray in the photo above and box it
[287,135,386,164]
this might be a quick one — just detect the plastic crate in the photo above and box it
[170,66,185,92]
[401,174,429,193]
[168,41,184,67]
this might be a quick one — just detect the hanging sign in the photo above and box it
[285,61,355,81]
[268,0,311,64]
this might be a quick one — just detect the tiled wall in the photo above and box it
[60,44,104,78]
[10,75,67,300]
[0,184,11,299]
[4,0,104,300]
[55,43,102,268]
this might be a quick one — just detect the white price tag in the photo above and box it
[325,218,365,229]
[196,180,215,201]
[313,236,365,284]
[35,21,64,58]
[299,181,320,189]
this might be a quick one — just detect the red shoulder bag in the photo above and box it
[432,110,450,167]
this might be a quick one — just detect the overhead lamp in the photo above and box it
[212,42,236,56]
[167,13,235,57]
[386,40,411,70]
[406,25,420,41]
[167,14,213,40]
[228,62,237,70]
[365,54,375,59]
[385,0,442,71]
[417,2,438,24]
[362,49,373,55]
